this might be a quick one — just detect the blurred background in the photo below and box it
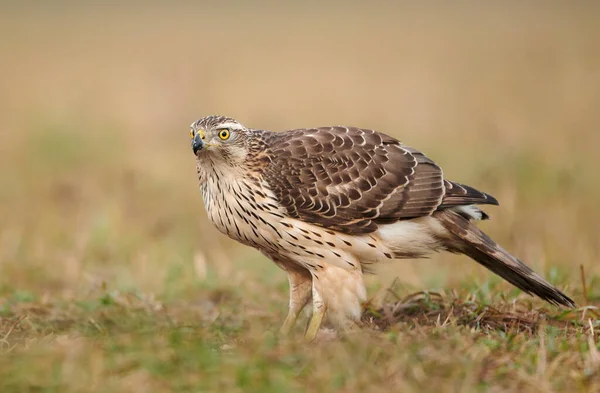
[1,2,599,308]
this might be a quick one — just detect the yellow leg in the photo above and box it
[279,269,312,337]
[280,310,300,337]
[304,285,326,342]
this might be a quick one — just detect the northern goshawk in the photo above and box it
[189,115,574,341]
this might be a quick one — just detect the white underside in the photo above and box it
[283,207,483,329]
[453,205,485,220]
[272,215,452,329]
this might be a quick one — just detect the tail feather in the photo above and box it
[435,210,575,307]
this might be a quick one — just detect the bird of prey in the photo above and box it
[189,115,575,341]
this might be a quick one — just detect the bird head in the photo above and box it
[189,116,251,165]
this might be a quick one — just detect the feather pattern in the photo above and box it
[261,126,494,235]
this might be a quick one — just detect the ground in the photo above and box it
[1,3,600,392]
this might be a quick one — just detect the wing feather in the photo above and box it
[261,126,497,235]
[439,181,499,209]
[261,127,434,234]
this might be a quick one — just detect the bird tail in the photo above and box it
[434,209,576,307]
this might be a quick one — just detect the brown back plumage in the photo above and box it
[261,126,497,235]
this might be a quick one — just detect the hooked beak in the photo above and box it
[192,133,204,155]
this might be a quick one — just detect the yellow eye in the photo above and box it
[189,129,194,139]
[218,129,230,140]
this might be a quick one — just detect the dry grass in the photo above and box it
[1,3,600,392]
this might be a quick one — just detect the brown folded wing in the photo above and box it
[262,126,497,235]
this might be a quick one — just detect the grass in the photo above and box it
[1,286,600,392]
[1,3,600,392]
